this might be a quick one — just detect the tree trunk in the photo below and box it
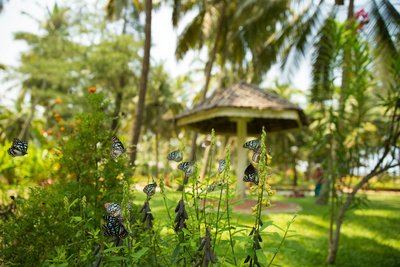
[18,96,38,141]
[111,90,123,132]
[155,129,159,178]
[129,0,152,166]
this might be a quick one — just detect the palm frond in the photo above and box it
[367,0,399,57]
[311,16,337,102]
[175,10,206,60]
[281,1,329,76]
[172,0,181,27]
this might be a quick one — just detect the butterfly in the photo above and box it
[143,181,157,197]
[243,139,260,152]
[102,215,128,238]
[243,164,259,185]
[243,139,262,163]
[8,138,28,157]
[111,136,125,159]
[218,159,226,174]
[178,161,195,178]
[167,150,183,162]
[104,202,122,218]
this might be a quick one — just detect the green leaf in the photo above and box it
[256,249,268,264]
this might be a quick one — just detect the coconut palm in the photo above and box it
[106,0,153,166]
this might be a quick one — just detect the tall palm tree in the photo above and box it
[106,0,153,166]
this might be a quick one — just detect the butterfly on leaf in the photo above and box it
[111,136,125,159]
[178,161,195,178]
[8,138,28,157]
[102,215,128,238]
[218,159,226,174]
[167,150,182,162]
[104,202,122,218]
[143,181,157,197]
[243,164,259,185]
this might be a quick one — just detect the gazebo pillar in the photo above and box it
[235,118,248,198]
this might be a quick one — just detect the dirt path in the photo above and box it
[233,200,302,214]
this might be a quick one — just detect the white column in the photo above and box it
[236,118,247,198]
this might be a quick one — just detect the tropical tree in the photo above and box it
[87,34,141,131]
[106,0,153,166]
[306,16,400,263]
[10,4,85,141]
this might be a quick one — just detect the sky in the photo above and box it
[0,0,311,107]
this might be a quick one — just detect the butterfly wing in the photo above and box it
[167,150,182,162]
[104,202,122,218]
[102,215,128,238]
[243,164,259,185]
[111,136,125,159]
[8,138,28,157]
[143,182,157,196]
[243,139,260,152]
[218,159,226,173]
[178,161,194,178]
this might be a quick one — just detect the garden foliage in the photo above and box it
[0,92,295,266]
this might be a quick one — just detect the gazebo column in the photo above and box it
[235,118,248,198]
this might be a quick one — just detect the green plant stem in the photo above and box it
[268,215,296,267]
[225,177,237,265]
[212,173,224,252]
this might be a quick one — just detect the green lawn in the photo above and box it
[134,191,400,267]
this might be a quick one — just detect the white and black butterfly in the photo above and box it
[111,136,125,159]
[243,139,260,152]
[8,138,28,157]
[243,139,262,163]
[167,150,183,162]
[143,181,157,197]
[104,202,122,218]
[178,161,195,178]
[243,164,259,185]
[218,159,226,174]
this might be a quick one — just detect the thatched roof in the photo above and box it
[175,82,308,134]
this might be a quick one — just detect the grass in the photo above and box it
[133,189,400,267]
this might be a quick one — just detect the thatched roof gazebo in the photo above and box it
[175,82,308,196]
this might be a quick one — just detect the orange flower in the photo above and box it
[40,129,46,135]
[47,129,53,135]
[76,119,81,124]
[57,150,62,155]
[60,126,65,131]
[69,122,75,127]
[88,87,96,93]
[55,98,62,104]
[53,113,60,118]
